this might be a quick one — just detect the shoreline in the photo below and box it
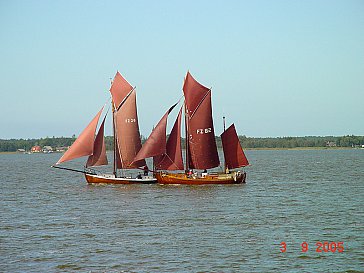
[244,147,354,151]
[1,147,358,155]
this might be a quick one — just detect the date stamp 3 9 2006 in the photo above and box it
[280,241,344,253]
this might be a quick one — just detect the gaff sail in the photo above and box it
[114,89,145,169]
[221,124,249,169]
[183,72,220,169]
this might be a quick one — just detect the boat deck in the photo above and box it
[85,173,157,184]
[155,171,246,185]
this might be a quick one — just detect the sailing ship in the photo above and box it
[52,71,157,184]
[132,71,249,185]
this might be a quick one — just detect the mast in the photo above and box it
[184,102,189,171]
[223,116,226,172]
[183,73,189,171]
[110,77,117,177]
[112,102,117,177]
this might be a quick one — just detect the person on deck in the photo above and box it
[143,165,149,176]
[202,169,207,178]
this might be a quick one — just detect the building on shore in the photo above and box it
[31,146,42,153]
[326,141,337,147]
[42,146,53,153]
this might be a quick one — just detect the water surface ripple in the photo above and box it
[0,150,363,272]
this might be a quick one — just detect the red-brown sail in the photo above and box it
[110,71,133,109]
[154,106,184,170]
[183,72,220,169]
[221,124,249,169]
[183,71,210,117]
[56,108,103,165]
[86,116,108,167]
[133,103,177,164]
[115,139,122,169]
[114,90,145,169]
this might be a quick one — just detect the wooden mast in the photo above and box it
[223,116,226,172]
[152,125,155,173]
[111,77,117,177]
[184,102,189,171]
[183,72,190,172]
[113,108,117,177]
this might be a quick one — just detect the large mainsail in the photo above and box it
[221,124,249,169]
[56,107,103,165]
[86,116,108,167]
[114,90,145,169]
[183,72,220,169]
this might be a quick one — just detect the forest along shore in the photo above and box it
[0,135,363,153]
[1,147,357,155]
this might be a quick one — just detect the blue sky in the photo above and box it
[0,0,363,139]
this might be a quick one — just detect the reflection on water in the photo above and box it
[0,149,363,272]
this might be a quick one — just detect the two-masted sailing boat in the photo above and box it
[52,71,157,184]
[132,71,249,185]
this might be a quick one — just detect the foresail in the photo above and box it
[110,71,133,110]
[132,103,178,164]
[221,124,249,169]
[114,89,145,169]
[134,104,177,162]
[183,72,220,169]
[56,107,103,165]
[154,106,184,170]
[86,115,108,167]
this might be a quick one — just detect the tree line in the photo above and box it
[237,135,364,149]
[0,135,363,152]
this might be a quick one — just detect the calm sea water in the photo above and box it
[0,149,363,272]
